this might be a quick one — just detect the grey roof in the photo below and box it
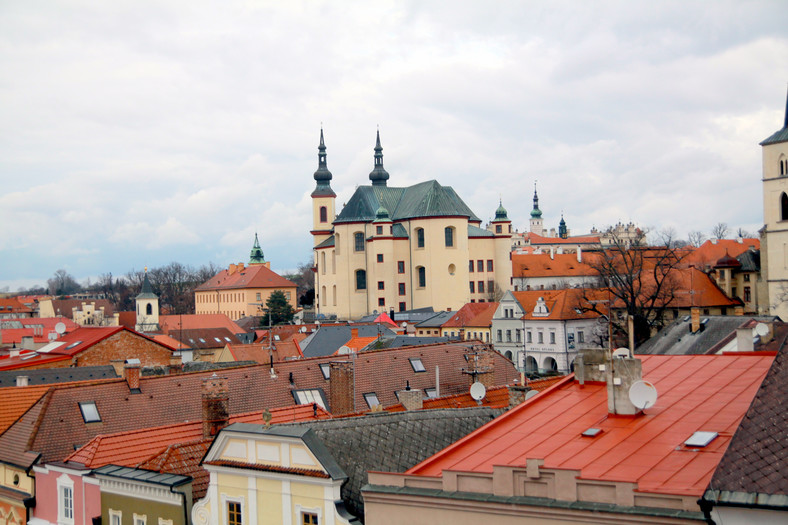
[93,464,191,487]
[300,324,397,357]
[636,315,778,355]
[334,180,481,224]
[135,272,157,300]
[737,249,760,272]
[0,365,118,388]
[414,311,455,328]
[760,91,788,146]
[275,407,503,522]
[375,336,450,349]
[390,307,436,324]
[315,235,335,249]
[468,224,494,237]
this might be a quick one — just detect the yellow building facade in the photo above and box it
[311,130,513,320]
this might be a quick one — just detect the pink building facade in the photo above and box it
[29,463,100,525]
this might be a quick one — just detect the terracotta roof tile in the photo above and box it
[684,239,760,270]
[194,264,296,292]
[512,252,599,278]
[442,302,499,328]
[158,314,243,334]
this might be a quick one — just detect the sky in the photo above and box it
[1,1,787,292]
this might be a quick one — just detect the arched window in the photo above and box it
[780,155,788,176]
[331,250,336,274]
[319,206,328,223]
[355,269,367,290]
[334,233,340,255]
[354,232,365,252]
[416,228,425,248]
[782,193,788,221]
[444,226,454,247]
[321,286,326,306]
[525,356,538,372]
[332,285,337,306]
[321,252,326,274]
[146,303,152,316]
[417,266,426,288]
[543,356,558,372]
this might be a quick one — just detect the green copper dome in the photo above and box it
[493,200,509,221]
[372,206,391,222]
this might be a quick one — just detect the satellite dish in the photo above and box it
[612,347,630,359]
[628,380,658,410]
[337,345,352,355]
[754,323,769,337]
[469,381,486,401]
[525,390,538,400]
[55,322,66,335]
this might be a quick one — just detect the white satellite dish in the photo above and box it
[337,345,352,355]
[525,390,538,400]
[55,322,66,335]
[628,380,658,410]
[754,323,769,337]
[469,381,487,401]
[612,347,630,359]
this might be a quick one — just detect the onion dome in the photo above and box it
[312,128,335,197]
[373,206,391,223]
[715,250,742,269]
[369,130,390,186]
[493,200,509,222]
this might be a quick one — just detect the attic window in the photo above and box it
[582,428,602,437]
[224,337,231,342]
[319,363,331,379]
[684,431,718,447]
[424,387,437,398]
[214,337,221,343]
[364,392,380,408]
[292,389,327,409]
[199,338,206,343]
[79,401,101,423]
[409,357,426,373]
[65,341,82,350]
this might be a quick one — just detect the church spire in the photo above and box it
[312,127,335,197]
[249,233,265,264]
[369,129,390,186]
[530,181,543,218]
[559,214,568,239]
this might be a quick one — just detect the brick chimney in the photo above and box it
[398,384,423,411]
[124,359,141,393]
[690,307,701,333]
[168,353,183,375]
[202,375,230,438]
[508,384,530,407]
[329,361,354,416]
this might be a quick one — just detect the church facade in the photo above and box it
[311,130,513,320]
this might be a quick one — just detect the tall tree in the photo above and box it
[264,290,295,325]
[711,222,730,240]
[284,257,316,306]
[687,230,706,247]
[47,269,81,297]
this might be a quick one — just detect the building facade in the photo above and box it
[311,130,513,319]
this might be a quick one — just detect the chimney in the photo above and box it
[398,385,423,411]
[605,354,643,416]
[574,348,608,384]
[168,353,183,375]
[350,328,359,339]
[16,376,29,387]
[124,359,141,392]
[237,262,245,271]
[577,246,582,263]
[228,263,237,275]
[550,247,555,260]
[202,375,230,438]
[21,336,34,350]
[690,307,701,333]
[736,326,754,352]
[508,384,530,407]
[329,361,354,416]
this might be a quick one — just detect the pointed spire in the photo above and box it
[249,232,265,264]
[559,214,568,239]
[312,127,335,197]
[530,181,543,218]
[369,129,390,186]
[784,84,788,128]
[136,268,157,299]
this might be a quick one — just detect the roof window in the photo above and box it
[319,363,331,379]
[214,337,221,343]
[424,387,437,398]
[684,431,718,447]
[409,357,426,373]
[79,401,101,423]
[363,392,380,408]
[581,428,602,437]
[65,341,82,350]
[198,338,206,343]
[292,389,327,409]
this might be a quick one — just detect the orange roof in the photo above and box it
[525,232,601,245]
[195,263,296,292]
[66,404,332,469]
[407,354,773,498]
[0,384,52,434]
[512,252,599,278]
[442,302,498,328]
[159,314,243,335]
[668,267,739,308]
[684,239,759,269]
[512,289,605,320]
[151,334,188,350]
[343,336,378,352]
[0,317,78,344]
[0,298,33,315]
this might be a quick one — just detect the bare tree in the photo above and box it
[711,222,730,240]
[47,269,81,297]
[284,257,316,306]
[687,230,706,247]
[736,227,754,238]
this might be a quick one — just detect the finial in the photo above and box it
[144,266,148,273]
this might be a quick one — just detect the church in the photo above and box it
[311,130,513,320]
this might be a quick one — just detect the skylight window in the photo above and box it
[319,363,331,379]
[684,431,718,447]
[224,337,231,342]
[364,392,380,408]
[198,338,206,343]
[214,337,221,343]
[79,401,101,423]
[582,428,602,437]
[65,341,83,350]
[424,387,437,398]
[409,357,426,373]
[292,389,327,409]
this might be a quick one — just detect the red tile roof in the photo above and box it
[684,239,760,270]
[195,263,296,292]
[159,314,243,334]
[524,232,601,245]
[0,298,33,315]
[407,354,773,498]
[513,289,605,321]
[512,252,599,278]
[226,341,304,363]
[442,302,499,329]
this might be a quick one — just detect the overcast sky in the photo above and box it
[1,1,787,292]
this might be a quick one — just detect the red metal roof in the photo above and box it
[407,354,773,498]
[0,317,78,344]
[158,314,244,334]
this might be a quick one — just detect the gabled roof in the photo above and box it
[414,311,456,328]
[226,340,304,363]
[45,298,115,319]
[0,365,117,388]
[300,324,396,357]
[511,289,604,321]
[407,354,773,499]
[512,252,599,278]
[334,180,481,224]
[194,263,296,292]
[0,298,33,315]
[375,336,450,348]
[524,232,601,245]
[683,238,759,269]
[158,314,243,335]
[441,302,498,329]
[167,327,241,349]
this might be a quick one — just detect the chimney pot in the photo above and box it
[202,375,229,437]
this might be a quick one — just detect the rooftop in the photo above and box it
[194,261,296,292]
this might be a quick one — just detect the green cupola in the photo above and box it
[530,183,543,218]
[369,130,390,186]
[493,200,509,221]
[249,233,265,264]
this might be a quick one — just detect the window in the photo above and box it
[134,514,147,525]
[293,389,327,409]
[578,331,584,343]
[378,281,385,290]
[416,228,425,248]
[537,332,544,344]
[469,281,475,293]
[444,226,454,247]
[146,303,152,315]
[497,329,502,342]
[527,331,532,343]
[302,513,319,525]
[516,330,521,343]
[378,298,385,307]
[398,283,406,295]
[506,330,512,342]
[364,392,380,408]
[469,260,474,272]
[744,286,752,302]
[782,193,788,221]
[355,270,366,290]
[228,501,242,525]
[409,357,426,372]
[550,332,556,344]
[376,253,383,262]
[424,387,437,398]
[496,224,502,233]
[110,510,122,525]
[477,260,484,272]
[478,281,485,294]
[79,401,101,423]
[487,260,493,272]
[58,475,74,524]
[319,206,327,223]
[417,266,426,288]
[319,363,330,379]
[354,232,365,251]
[744,274,750,282]
[397,261,405,273]
[399,301,406,311]
[159,520,174,525]
[256,292,261,301]
[376,225,383,235]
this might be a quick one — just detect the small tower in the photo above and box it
[369,130,390,187]
[491,200,511,235]
[135,269,159,333]
[249,233,266,265]
[558,214,568,239]
[491,200,513,301]
[311,128,336,248]
[529,182,544,236]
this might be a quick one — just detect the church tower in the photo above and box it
[369,130,390,186]
[135,269,160,333]
[529,183,544,236]
[311,128,336,248]
[761,88,788,318]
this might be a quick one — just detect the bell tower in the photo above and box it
[311,128,336,248]
[135,269,160,333]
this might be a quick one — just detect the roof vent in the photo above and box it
[582,428,602,437]
[684,431,718,447]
